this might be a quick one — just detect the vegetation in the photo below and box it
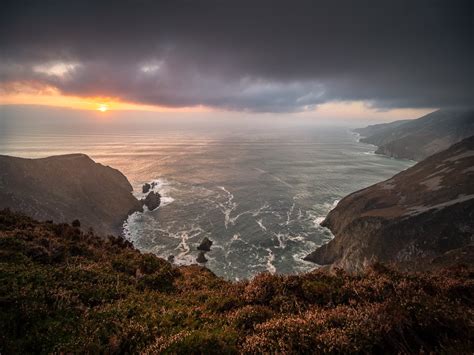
[0,209,472,354]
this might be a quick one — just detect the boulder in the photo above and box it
[143,191,161,211]
[142,183,151,194]
[196,251,208,263]
[197,237,213,251]
[167,255,175,263]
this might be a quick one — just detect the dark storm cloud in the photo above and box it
[1,0,473,111]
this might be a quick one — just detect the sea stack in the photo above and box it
[196,251,208,263]
[197,237,213,251]
[142,183,151,193]
[143,191,161,211]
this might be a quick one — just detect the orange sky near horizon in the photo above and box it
[0,82,435,121]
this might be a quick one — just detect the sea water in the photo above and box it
[0,121,413,280]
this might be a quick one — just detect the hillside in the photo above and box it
[1,209,473,353]
[354,119,410,138]
[305,136,474,272]
[0,154,142,236]
[355,109,474,161]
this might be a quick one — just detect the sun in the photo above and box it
[97,104,109,112]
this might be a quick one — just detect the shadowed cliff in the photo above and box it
[0,154,142,236]
[355,109,474,161]
[305,136,474,271]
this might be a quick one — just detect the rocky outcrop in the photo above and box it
[0,154,142,236]
[196,251,208,263]
[142,183,151,194]
[355,109,474,161]
[143,191,161,211]
[197,237,213,251]
[305,136,474,272]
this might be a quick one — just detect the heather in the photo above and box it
[0,209,472,354]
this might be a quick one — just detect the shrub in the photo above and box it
[0,209,472,354]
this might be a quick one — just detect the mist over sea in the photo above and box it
[0,114,413,279]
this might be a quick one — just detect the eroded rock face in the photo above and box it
[143,191,161,211]
[305,136,474,272]
[197,237,213,251]
[0,153,142,236]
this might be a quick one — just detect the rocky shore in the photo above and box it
[305,136,474,271]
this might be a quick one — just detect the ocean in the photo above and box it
[0,121,413,280]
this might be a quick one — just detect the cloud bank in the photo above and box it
[1,0,473,112]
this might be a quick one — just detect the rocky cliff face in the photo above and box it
[305,136,474,272]
[0,154,142,236]
[355,109,474,161]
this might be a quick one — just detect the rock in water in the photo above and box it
[196,251,208,263]
[167,255,175,263]
[197,237,213,251]
[143,191,161,211]
[142,183,151,193]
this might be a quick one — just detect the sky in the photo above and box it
[1,0,473,121]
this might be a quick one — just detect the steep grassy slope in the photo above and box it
[1,210,473,354]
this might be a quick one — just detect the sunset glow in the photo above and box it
[0,82,210,113]
[97,104,109,112]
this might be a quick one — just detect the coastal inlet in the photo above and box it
[119,128,413,280]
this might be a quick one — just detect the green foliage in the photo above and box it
[0,209,473,354]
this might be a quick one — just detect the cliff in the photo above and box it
[0,154,142,236]
[355,108,474,161]
[305,136,474,272]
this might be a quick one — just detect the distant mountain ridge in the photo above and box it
[0,154,142,235]
[355,109,474,161]
[305,136,474,271]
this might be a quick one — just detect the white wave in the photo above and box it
[311,199,339,228]
[313,216,326,227]
[160,196,175,206]
[122,211,142,243]
[287,234,305,242]
[251,202,269,216]
[265,248,276,274]
[217,186,238,229]
[256,219,267,231]
[231,233,241,241]
[274,233,286,249]
[286,203,295,225]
